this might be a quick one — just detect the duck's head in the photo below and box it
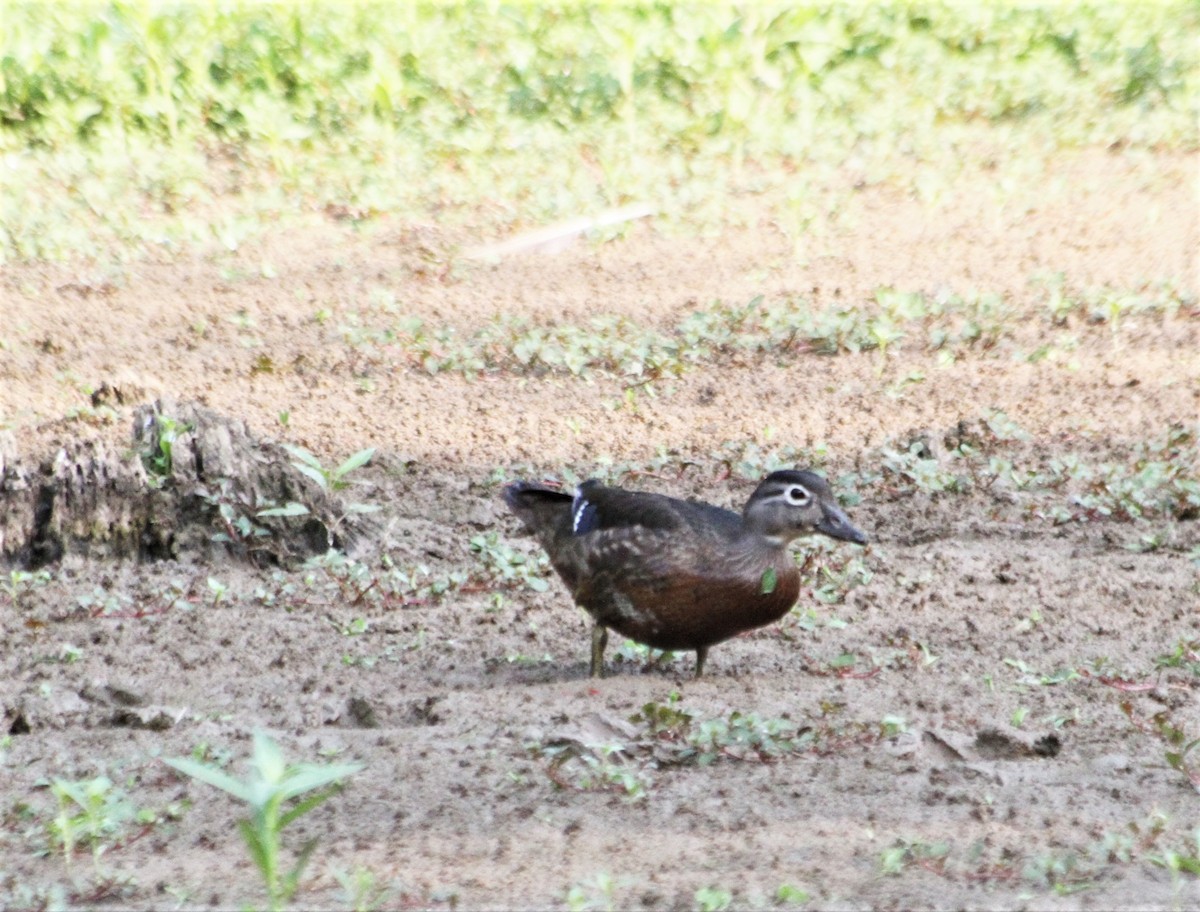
[743,470,868,547]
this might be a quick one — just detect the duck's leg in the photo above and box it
[589,625,609,678]
[694,645,708,678]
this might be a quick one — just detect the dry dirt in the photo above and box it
[2,149,1200,910]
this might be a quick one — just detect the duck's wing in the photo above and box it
[571,480,741,538]
[505,479,743,595]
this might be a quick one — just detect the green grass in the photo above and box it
[335,283,1191,385]
[2,1,1196,261]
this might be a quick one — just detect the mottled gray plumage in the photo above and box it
[504,470,867,677]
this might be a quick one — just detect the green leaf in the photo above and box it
[163,758,254,803]
[281,444,324,471]
[776,884,811,905]
[1176,855,1200,875]
[335,447,375,478]
[293,464,330,490]
[283,837,320,900]
[237,817,271,878]
[252,731,288,785]
[278,786,341,829]
[257,502,310,518]
[760,566,777,594]
[278,762,363,803]
[1039,667,1081,686]
[51,777,97,809]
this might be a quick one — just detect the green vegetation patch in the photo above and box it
[2,1,1196,260]
[343,283,1189,382]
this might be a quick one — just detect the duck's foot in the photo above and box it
[589,625,609,678]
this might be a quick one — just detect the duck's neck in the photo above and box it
[728,530,794,570]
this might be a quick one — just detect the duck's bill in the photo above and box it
[817,508,869,545]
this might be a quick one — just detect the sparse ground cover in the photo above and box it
[1,1,1199,909]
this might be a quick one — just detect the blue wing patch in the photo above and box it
[572,488,599,535]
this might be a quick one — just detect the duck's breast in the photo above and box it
[575,532,801,650]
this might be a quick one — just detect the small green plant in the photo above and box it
[880,838,950,876]
[1159,721,1200,793]
[304,550,464,610]
[565,872,620,912]
[612,639,681,670]
[47,776,141,878]
[3,568,52,610]
[800,544,873,604]
[694,886,733,911]
[880,715,908,738]
[1022,850,1093,895]
[141,414,193,482]
[283,444,376,494]
[1155,639,1200,676]
[469,532,551,592]
[691,712,810,764]
[207,577,227,607]
[538,742,647,802]
[1121,703,1200,792]
[195,477,281,557]
[880,441,967,494]
[627,699,816,767]
[330,864,394,912]
[165,731,362,912]
[1148,829,1200,899]
[776,883,811,905]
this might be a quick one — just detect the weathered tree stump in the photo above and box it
[0,399,368,569]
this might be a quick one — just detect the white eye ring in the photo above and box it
[786,485,811,505]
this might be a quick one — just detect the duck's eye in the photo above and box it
[786,485,811,505]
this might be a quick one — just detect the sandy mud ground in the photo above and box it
[1,150,1199,909]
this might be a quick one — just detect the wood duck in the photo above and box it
[504,470,868,678]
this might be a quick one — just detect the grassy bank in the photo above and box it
[1,1,1196,260]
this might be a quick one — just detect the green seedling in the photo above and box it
[1155,639,1200,676]
[48,776,138,878]
[3,568,52,610]
[283,444,376,494]
[776,884,811,905]
[141,414,193,482]
[195,477,278,553]
[565,872,620,912]
[469,532,551,592]
[207,577,227,607]
[165,731,362,912]
[692,712,803,763]
[694,886,733,911]
[1159,724,1200,793]
[880,838,950,876]
[1148,829,1200,905]
[612,639,681,671]
[330,864,395,912]
[880,715,908,737]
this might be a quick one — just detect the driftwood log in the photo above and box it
[0,400,365,568]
